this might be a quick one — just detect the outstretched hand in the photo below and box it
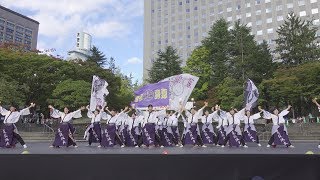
[204,101,208,107]
[80,106,86,110]
[258,106,263,111]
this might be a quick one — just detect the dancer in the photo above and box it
[134,104,167,148]
[159,112,174,147]
[223,107,247,148]
[259,105,294,148]
[84,104,107,147]
[242,109,262,147]
[312,98,320,148]
[200,108,216,145]
[212,105,228,146]
[101,106,128,148]
[167,110,181,146]
[119,109,139,147]
[0,102,35,148]
[181,102,208,147]
[49,105,85,148]
[131,112,144,147]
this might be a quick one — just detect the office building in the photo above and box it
[67,31,92,61]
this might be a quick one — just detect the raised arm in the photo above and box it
[312,98,320,108]
[196,102,208,116]
[279,105,291,116]
[0,101,10,115]
[48,105,62,118]
[19,103,35,116]
[86,105,94,118]
[70,106,85,118]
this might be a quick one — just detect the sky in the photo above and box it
[1,0,144,82]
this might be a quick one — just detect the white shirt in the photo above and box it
[201,114,214,124]
[211,110,228,128]
[106,112,124,124]
[226,108,245,126]
[242,112,261,124]
[263,109,289,125]
[141,110,166,124]
[167,113,179,126]
[0,106,30,124]
[185,107,204,124]
[133,115,143,127]
[51,108,82,122]
[87,111,109,123]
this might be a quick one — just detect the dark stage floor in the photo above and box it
[1,141,319,154]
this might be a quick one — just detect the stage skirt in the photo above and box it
[184,123,198,145]
[170,126,180,145]
[243,124,258,143]
[226,125,242,147]
[272,125,291,146]
[216,126,227,145]
[101,123,117,147]
[0,124,17,148]
[52,122,76,147]
[122,125,136,146]
[161,126,174,147]
[142,123,156,146]
[88,122,102,144]
[201,123,215,144]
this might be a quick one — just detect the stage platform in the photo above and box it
[1,141,320,154]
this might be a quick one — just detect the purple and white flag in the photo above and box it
[89,75,109,111]
[161,74,199,110]
[244,79,259,110]
[132,81,170,109]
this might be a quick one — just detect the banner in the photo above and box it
[161,74,199,110]
[89,75,109,111]
[132,81,170,108]
[244,79,259,110]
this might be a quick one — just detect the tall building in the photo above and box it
[0,5,39,50]
[143,0,320,79]
[67,32,92,61]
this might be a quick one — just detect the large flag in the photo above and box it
[132,81,170,109]
[161,74,199,110]
[89,75,109,111]
[244,79,259,110]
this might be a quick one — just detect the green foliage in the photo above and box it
[260,61,320,115]
[148,46,182,83]
[275,12,320,65]
[215,77,243,109]
[48,79,91,109]
[0,77,27,106]
[87,45,107,67]
[0,47,130,113]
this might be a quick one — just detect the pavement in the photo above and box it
[1,141,320,154]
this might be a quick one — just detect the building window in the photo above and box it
[265,0,271,3]
[312,8,319,14]
[256,20,262,25]
[227,7,232,12]
[257,30,263,35]
[16,26,24,32]
[246,3,251,7]
[267,28,273,34]
[256,10,261,15]
[247,22,252,27]
[266,8,272,13]
[267,18,273,23]
[287,3,293,9]
[6,22,14,28]
[277,16,284,21]
[255,0,261,5]
[311,0,317,3]
[25,29,32,35]
[179,2,182,5]
[313,19,320,25]
[236,5,241,10]
[236,15,241,20]
[0,19,5,25]
[276,5,283,11]
[246,13,251,17]
[227,17,232,22]
[298,0,305,6]
[300,11,306,17]
[186,9,190,12]
[194,6,198,10]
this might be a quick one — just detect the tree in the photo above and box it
[183,46,212,99]
[148,46,182,83]
[275,12,320,65]
[0,77,27,106]
[87,45,107,67]
[215,77,244,109]
[202,19,232,86]
[48,79,91,109]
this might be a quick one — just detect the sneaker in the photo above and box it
[266,145,271,148]
[175,144,179,147]
[86,144,91,147]
[287,145,294,148]
[318,145,320,149]
[160,145,164,148]
[135,145,139,148]
[49,145,54,148]
[216,144,221,147]
[243,145,248,148]
[202,145,207,148]
[74,145,78,148]
[121,145,125,148]
[257,143,262,147]
[179,145,184,148]
[23,144,28,149]
[97,145,101,148]
[221,145,225,148]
